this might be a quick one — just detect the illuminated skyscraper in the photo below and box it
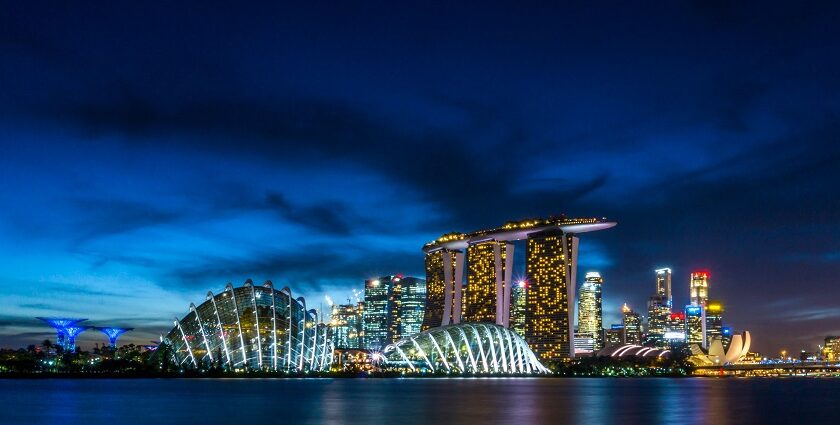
[664,311,687,347]
[622,304,642,345]
[363,275,426,349]
[330,302,363,349]
[397,277,426,338]
[823,336,840,361]
[362,276,398,350]
[577,272,604,350]
[646,295,670,347]
[606,324,624,347]
[685,304,707,348]
[525,230,578,361]
[421,246,464,330]
[655,268,672,305]
[464,241,510,323]
[705,300,724,347]
[690,271,710,306]
[510,280,527,338]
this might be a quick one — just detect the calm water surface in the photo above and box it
[1,378,838,424]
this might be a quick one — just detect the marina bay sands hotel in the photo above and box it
[421,215,615,361]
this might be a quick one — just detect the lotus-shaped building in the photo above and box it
[690,331,752,365]
[162,280,333,372]
[381,323,550,374]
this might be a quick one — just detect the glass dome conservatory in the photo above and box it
[163,280,333,372]
[381,323,550,374]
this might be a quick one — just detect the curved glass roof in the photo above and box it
[163,280,333,372]
[382,323,550,374]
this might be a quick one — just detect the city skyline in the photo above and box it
[2,2,840,356]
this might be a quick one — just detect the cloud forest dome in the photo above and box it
[381,323,550,374]
[163,280,333,372]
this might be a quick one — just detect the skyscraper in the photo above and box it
[525,230,578,361]
[397,276,426,339]
[606,324,624,347]
[705,300,724,347]
[363,277,391,349]
[622,303,642,345]
[330,302,364,349]
[655,268,672,305]
[464,241,509,323]
[363,275,426,349]
[646,295,670,347]
[421,249,453,331]
[685,304,706,348]
[690,271,710,306]
[510,280,527,338]
[577,272,604,350]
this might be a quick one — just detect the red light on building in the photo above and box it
[670,312,686,321]
[691,270,710,278]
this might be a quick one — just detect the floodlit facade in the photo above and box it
[163,280,333,372]
[382,323,550,374]
[689,331,752,365]
[578,272,604,350]
[690,271,710,306]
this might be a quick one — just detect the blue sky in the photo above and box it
[1,1,839,353]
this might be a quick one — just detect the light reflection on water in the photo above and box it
[1,378,838,425]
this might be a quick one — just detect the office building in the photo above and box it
[823,336,840,361]
[705,300,724,347]
[363,275,426,349]
[330,302,364,349]
[690,271,710,306]
[578,272,604,350]
[646,295,670,347]
[398,277,426,339]
[655,268,672,305]
[606,324,624,347]
[510,280,527,337]
[622,303,642,345]
[685,305,707,348]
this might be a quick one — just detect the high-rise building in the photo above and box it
[622,303,642,345]
[685,304,707,348]
[655,268,672,305]
[690,271,710,306]
[363,275,426,349]
[397,277,426,339]
[574,331,596,354]
[664,311,687,346]
[823,336,840,361]
[705,300,724,347]
[646,295,670,347]
[606,324,624,347]
[578,272,604,350]
[421,249,460,331]
[330,302,364,349]
[464,241,509,323]
[510,280,527,338]
[363,277,391,350]
[525,230,578,361]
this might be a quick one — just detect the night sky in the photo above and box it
[1,2,838,355]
